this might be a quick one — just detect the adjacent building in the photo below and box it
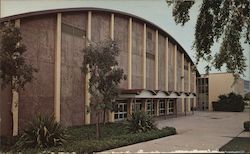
[244,80,250,95]
[197,73,249,111]
[0,8,198,136]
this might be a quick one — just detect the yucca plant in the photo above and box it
[127,111,157,133]
[15,115,67,150]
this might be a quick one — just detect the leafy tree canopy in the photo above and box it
[81,39,126,112]
[167,0,249,77]
[0,22,37,91]
[245,92,250,101]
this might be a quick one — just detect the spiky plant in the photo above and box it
[127,111,157,133]
[15,115,67,150]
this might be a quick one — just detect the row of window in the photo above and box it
[197,85,208,93]
[114,100,175,121]
[197,78,208,85]
[62,23,86,38]
[114,103,128,121]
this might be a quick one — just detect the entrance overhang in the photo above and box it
[119,89,196,99]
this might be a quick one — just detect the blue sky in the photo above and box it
[1,0,249,80]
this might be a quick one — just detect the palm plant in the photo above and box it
[15,115,67,150]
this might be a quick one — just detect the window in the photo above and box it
[168,100,174,114]
[146,99,155,115]
[205,78,208,85]
[159,100,165,115]
[201,86,204,93]
[62,23,86,38]
[204,86,208,93]
[146,52,155,60]
[146,31,154,54]
[114,102,127,121]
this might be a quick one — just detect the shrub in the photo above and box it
[14,115,67,150]
[212,92,245,112]
[244,121,250,131]
[127,111,157,133]
[0,136,18,152]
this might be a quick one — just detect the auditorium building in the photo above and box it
[0,8,198,135]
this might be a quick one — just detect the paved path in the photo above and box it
[103,110,250,153]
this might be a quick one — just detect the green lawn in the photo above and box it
[1,122,176,153]
[220,137,250,152]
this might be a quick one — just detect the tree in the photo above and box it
[212,92,245,112]
[244,92,250,101]
[167,0,249,77]
[0,22,37,136]
[81,39,126,139]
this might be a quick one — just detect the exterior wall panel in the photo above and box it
[184,58,189,92]
[158,34,165,90]
[176,99,182,113]
[132,21,143,89]
[234,79,244,96]
[146,27,155,90]
[19,15,56,129]
[60,13,86,126]
[177,50,182,91]
[168,42,174,91]
[0,86,12,136]
[91,12,110,42]
[114,15,129,89]
[207,73,245,111]
[190,70,195,92]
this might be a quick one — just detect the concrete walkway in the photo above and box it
[103,110,250,153]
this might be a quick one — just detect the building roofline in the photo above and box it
[0,7,199,75]
[198,72,249,81]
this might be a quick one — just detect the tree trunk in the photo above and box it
[96,111,100,139]
[11,89,19,136]
[103,108,106,124]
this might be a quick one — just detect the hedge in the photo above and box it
[212,92,245,112]
[244,121,250,131]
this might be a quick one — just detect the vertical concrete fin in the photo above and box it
[155,30,158,90]
[165,37,168,91]
[11,19,21,136]
[142,23,147,89]
[85,11,92,124]
[110,13,114,40]
[55,13,61,123]
[108,13,115,123]
[174,45,177,91]
[128,18,132,89]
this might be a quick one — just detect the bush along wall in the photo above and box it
[244,121,250,131]
[212,92,245,112]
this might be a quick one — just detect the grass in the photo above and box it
[1,122,176,153]
[219,137,250,152]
